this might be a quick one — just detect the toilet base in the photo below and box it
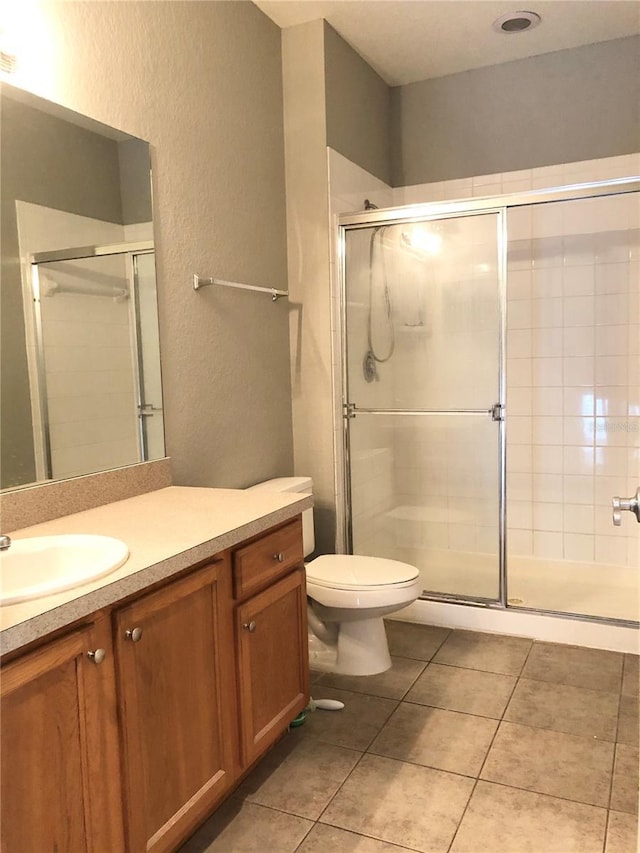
[308,615,392,676]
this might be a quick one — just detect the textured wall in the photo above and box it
[391,36,640,186]
[324,22,392,185]
[9,1,293,491]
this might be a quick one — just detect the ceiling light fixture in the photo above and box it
[492,11,541,34]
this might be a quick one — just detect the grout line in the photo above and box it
[312,818,423,852]
[446,778,479,853]
[313,748,370,824]
[473,776,615,813]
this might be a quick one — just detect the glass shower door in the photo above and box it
[343,212,504,602]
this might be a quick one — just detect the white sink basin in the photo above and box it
[0,534,129,606]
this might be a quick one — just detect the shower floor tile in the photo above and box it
[180,626,639,853]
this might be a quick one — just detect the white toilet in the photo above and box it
[247,477,421,676]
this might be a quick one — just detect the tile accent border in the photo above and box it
[1,458,172,532]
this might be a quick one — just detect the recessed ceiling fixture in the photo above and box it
[493,11,542,34]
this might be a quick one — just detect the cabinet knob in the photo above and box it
[273,552,285,562]
[125,627,143,642]
[242,621,257,633]
[87,648,106,664]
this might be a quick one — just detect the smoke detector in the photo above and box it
[493,11,541,33]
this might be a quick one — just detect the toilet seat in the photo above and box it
[306,554,419,592]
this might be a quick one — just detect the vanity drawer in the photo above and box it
[232,518,303,599]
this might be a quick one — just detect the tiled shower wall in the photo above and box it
[506,193,639,568]
[329,151,639,574]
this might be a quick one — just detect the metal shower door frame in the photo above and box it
[339,206,508,608]
[29,242,155,479]
[337,176,640,616]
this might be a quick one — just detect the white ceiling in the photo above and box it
[254,0,640,85]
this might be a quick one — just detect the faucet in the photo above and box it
[0,535,11,551]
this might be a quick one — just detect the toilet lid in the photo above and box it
[306,555,419,590]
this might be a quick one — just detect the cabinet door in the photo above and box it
[0,619,124,853]
[236,568,309,766]
[114,558,236,853]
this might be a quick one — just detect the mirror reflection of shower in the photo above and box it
[26,244,164,482]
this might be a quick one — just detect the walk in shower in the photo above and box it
[339,178,639,627]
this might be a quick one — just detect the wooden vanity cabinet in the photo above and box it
[113,555,237,853]
[233,517,310,767]
[0,513,310,853]
[0,617,124,853]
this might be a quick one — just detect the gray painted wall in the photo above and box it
[391,36,640,186]
[1,96,124,489]
[15,0,293,492]
[118,138,153,226]
[324,23,392,185]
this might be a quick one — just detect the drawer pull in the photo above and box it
[87,648,106,664]
[125,627,144,643]
[273,552,285,562]
[242,621,257,633]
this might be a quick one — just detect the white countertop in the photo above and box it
[1,486,311,656]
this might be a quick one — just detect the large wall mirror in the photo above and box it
[1,82,165,490]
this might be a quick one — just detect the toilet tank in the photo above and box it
[246,477,315,557]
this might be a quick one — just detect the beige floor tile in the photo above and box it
[605,810,639,853]
[610,744,640,815]
[370,703,498,777]
[450,781,607,853]
[177,800,312,853]
[481,721,615,807]
[406,663,516,718]
[522,643,623,693]
[384,620,450,661]
[616,694,639,747]
[622,654,639,698]
[299,686,398,750]
[315,656,427,700]
[432,630,531,676]
[504,678,619,741]
[320,753,474,853]
[234,734,360,820]
[297,823,413,852]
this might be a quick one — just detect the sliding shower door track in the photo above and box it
[418,592,639,629]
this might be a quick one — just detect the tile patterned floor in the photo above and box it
[180,623,639,853]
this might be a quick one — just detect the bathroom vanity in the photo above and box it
[0,486,311,853]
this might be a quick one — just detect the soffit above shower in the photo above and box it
[254,0,640,86]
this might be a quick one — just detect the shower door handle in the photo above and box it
[612,488,640,526]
